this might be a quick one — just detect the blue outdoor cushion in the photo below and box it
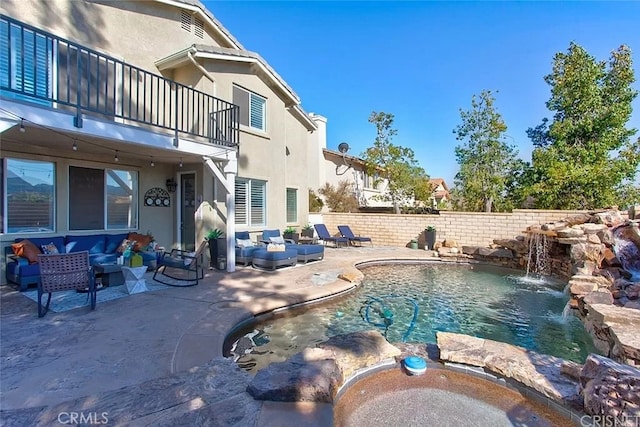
[105,233,129,254]
[235,231,251,241]
[252,248,297,261]
[7,262,40,277]
[291,244,324,256]
[65,234,106,254]
[262,229,281,241]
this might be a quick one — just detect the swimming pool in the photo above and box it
[226,262,597,373]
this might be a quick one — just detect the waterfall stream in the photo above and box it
[612,224,640,280]
[526,233,550,278]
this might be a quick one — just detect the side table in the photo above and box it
[122,265,148,294]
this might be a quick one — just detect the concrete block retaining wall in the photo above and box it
[321,209,589,248]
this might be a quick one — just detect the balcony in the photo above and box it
[0,15,239,148]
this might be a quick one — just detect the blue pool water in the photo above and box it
[226,262,597,373]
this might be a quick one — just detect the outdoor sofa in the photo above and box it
[5,233,157,291]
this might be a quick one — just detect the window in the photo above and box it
[286,188,297,223]
[363,172,373,189]
[69,166,137,230]
[233,85,266,131]
[235,178,266,227]
[4,158,55,233]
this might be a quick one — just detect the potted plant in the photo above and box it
[283,226,299,244]
[301,224,315,238]
[205,228,225,269]
[425,225,437,250]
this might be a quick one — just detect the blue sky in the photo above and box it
[205,1,640,186]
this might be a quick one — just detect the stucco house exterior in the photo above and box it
[0,0,323,277]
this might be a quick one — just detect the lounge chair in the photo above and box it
[338,225,373,247]
[313,224,349,248]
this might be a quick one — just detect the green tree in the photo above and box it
[452,90,520,212]
[362,111,430,214]
[526,43,639,209]
[308,188,324,212]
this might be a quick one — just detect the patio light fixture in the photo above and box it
[166,178,177,193]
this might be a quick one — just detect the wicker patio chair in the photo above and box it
[37,251,96,317]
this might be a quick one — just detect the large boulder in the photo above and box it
[436,332,581,407]
[247,330,400,402]
[580,354,640,423]
[247,348,341,402]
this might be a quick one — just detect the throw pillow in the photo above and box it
[236,238,253,248]
[127,232,153,252]
[41,242,60,255]
[266,243,286,252]
[269,236,285,244]
[116,239,135,255]
[11,240,42,264]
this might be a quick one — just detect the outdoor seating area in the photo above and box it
[233,229,325,270]
[5,232,158,291]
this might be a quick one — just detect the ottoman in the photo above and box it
[251,248,298,270]
[291,244,324,263]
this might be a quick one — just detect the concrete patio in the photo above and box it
[1,246,442,425]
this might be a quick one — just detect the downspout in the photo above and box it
[187,49,216,96]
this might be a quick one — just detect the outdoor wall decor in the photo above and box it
[144,187,171,207]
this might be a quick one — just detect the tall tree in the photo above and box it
[526,43,639,209]
[452,90,519,212]
[362,112,430,214]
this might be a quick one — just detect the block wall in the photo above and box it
[321,210,589,248]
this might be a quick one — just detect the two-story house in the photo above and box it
[0,0,323,276]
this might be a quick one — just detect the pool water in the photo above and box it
[226,263,598,373]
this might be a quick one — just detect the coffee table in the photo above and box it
[122,265,148,294]
[93,263,124,287]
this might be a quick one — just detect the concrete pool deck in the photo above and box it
[0,246,567,425]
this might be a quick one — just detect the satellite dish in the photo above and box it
[338,142,350,154]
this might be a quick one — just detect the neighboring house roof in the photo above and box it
[429,178,450,200]
[429,178,449,192]
[323,148,366,167]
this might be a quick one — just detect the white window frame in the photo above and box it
[286,187,297,223]
[3,158,56,234]
[68,165,138,231]
[233,85,266,132]
[235,177,266,227]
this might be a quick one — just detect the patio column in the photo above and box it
[223,155,237,273]
[203,153,237,273]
